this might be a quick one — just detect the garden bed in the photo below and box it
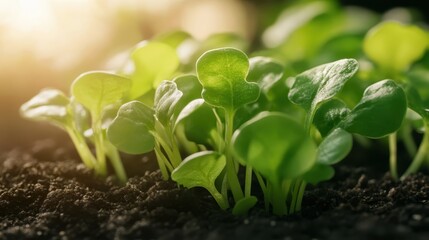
[1,139,429,240]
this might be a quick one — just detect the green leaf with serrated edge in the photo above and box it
[317,128,352,165]
[176,99,217,146]
[406,86,429,120]
[129,42,179,99]
[313,99,350,137]
[174,75,203,117]
[232,112,317,184]
[154,80,183,126]
[196,48,260,111]
[248,57,284,95]
[303,164,334,185]
[71,72,131,118]
[232,196,258,216]
[107,101,155,154]
[364,21,428,73]
[20,89,70,126]
[288,59,358,114]
[172,151,226,189]
[340,80,407,138]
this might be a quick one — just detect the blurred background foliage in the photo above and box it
[0,0,428,150]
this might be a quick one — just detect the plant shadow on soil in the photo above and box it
[1,137,429,240]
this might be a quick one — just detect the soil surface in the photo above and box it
[1,139,429,240]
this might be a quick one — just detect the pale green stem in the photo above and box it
[254,171,268,211]
[289,179,301,214]
[402,124,429,179]
[105,142,127,184]
[245,166,253,198]
[208,185,229,210]
[65,127,97,169]
[92,116,106,176]
[401,122,417,157]
[295,180,307,212]
[271,183,287,216]
[154,143,170,180]
[224,109,244,202]
[389,133,398,180]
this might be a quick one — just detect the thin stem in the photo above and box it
[105,142,127,184]
[245,166,253,197]
[254,171,268,211]
[92,115,106,176]
[402,124,429,179]
[66,127,97,169]
[154,143,170,180]
[389,133,398,180]
[208,185,229,210]
[295,180,307,212]
[401,122,417,157]
[289,179,301,214]
[224,109,244,202]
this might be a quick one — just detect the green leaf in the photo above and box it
[313,99,350,137]
[176,99,217,146]
[406,86,429,120]
[20,89,70,126]
[154,31,192,49]
[129,42,180,99]
[107,101,155,154]
[154,80,183,126]
[171,151,226,189]
[247,57,284,95]
[341,80,407,138]
[232,196,258,216]
[317,128,352,165]
[71,71,131,118]
[196,48,260,111]
[232,112,317,184]
[363,21,428,73]
[174,75,203,116]
[303,164,334,185]
[288,59,359,114]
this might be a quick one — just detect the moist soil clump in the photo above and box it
[1,140,429,240]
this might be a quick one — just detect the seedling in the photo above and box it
[21,72,131,183]
[363,21,428,179]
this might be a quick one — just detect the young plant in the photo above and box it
[195,47,260,210]
[21,72,131,183]
[231,59,406,215]
[108,77,202,180]
[363,21,428,179]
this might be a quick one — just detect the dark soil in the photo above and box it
[1,139,429,240]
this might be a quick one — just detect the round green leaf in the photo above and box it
[288,59,359,113]
[303,164,334,185]
[20,89,70,126]
[313,99,350,137]
[341,80,407,138]
[317,128,352,165]
[71,71,131,116]
[364,21,428,73]
[171,151,226,190]
[107,101,155,154]
[248,56,284,95]
[176,99,217,146]
[174,75,203,116]
[196,48,260,111]
[130,42,180,99]
[232,112,317,184]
